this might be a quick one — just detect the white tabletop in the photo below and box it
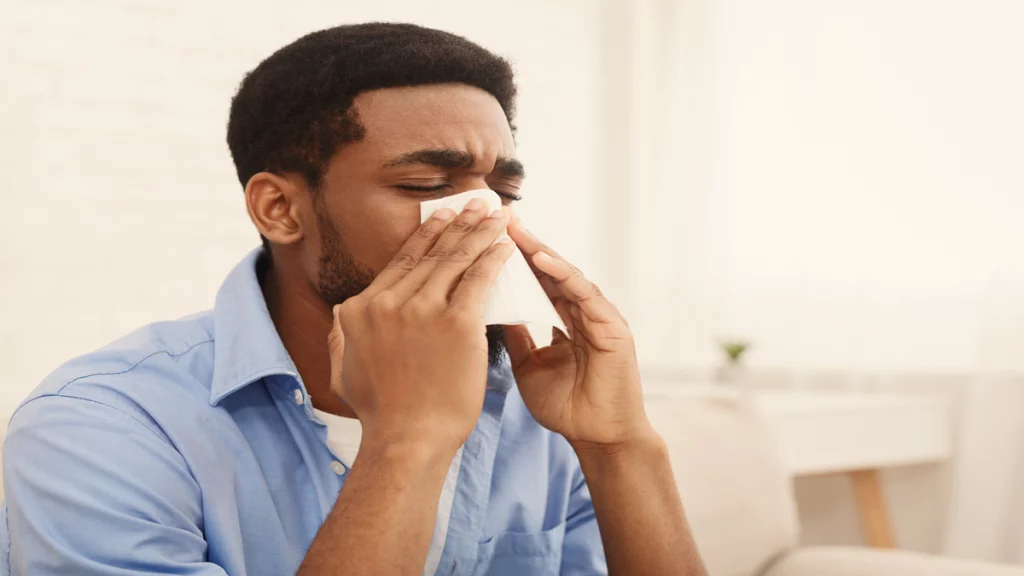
[644,383,953,476]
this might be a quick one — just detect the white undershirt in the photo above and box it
[313,408,464,576]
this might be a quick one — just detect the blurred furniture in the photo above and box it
[644,387,1023,576]
[755,390,952,548]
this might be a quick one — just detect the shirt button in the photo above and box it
[330,461,346,475]
[293,389,304,405]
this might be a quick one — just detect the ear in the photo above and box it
[244,171,305,246]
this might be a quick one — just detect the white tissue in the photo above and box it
[419,189,566,333]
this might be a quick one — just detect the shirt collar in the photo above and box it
[210,248,299,406]
[209,248,518,405]
[486,354,515,394]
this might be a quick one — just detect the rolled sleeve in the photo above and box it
[2,394,227,576]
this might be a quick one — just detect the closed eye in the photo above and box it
[395,184,521,203]
[395,184,450,193]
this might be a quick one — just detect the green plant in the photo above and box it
[720,340,750,363]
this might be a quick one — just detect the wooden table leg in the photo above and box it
[849,468,896,548]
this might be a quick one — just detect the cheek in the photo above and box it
[342,198,422,273]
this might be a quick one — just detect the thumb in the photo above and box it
[503,324,536,371]
[328,305,346,384]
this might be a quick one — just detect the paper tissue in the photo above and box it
[419,189,566,333]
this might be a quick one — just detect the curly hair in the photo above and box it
[226,22,517,192]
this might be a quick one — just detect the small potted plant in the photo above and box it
[716,339,751,385]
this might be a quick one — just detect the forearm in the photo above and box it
[297,439,455,575]
[573,430,706,576]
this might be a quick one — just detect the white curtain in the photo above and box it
[604,0,1024,561]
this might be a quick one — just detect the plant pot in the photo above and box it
[714,361,748,386]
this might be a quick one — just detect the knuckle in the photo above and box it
[416,220,444,238]
[558,264,585,285]
[404,296,438,319]
[445,308,478,329]
[368,292,399,316]
[447,218,476,234]
[460,263,489,282]
[478,216,505,231]
[388,251,420,270]
[447,244,477,262]
[422,246,451,262]
[338,297,362,317]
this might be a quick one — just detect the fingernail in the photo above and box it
[332,304,341,318]
[534,251,556,265]
[431,208,455,221]
[488,209,505,219]
[464,198,486,211]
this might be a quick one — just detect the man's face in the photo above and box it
[305,84,523,364]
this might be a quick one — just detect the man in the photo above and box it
[1,23,705,575]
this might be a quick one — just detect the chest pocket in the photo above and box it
[472,521,567,576]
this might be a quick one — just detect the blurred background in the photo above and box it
[2,0,1023,569]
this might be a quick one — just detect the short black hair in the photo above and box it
[226,22,517,192]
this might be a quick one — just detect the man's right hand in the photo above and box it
[327,197,514,460]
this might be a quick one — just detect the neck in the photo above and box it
[262,256,357,419]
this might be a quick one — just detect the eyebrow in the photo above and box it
[383,148,525,178]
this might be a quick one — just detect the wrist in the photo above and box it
[570,425,667,469]
[358,425,464,469]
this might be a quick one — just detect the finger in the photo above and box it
[503,324,537,371]
[553,299,575,339]
[389,198,493,299]
[419,209,510,299]
[506,219,568,301]
[447,240,517,314]
[328,304,346,386]
[506,218,565,271]
[532,251,618,323]
[568,301,616,350]
[363,207,456,297]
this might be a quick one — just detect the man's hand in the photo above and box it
[300,199,515,576]
[504,218,652,449]
[328,198,515,456]
[505,217,707,576]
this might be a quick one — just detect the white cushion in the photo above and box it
[764,547,1024,576]
[645,388,800,576]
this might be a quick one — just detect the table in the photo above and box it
[754,390,952,547]
[645,383,953,548]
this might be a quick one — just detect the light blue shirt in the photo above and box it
[1,249,606,575]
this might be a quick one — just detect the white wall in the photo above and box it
[626,0,1024,375]
[0,0,602,416]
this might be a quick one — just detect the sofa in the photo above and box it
[644,388,1024,576]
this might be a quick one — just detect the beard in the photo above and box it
[314,208,507,368]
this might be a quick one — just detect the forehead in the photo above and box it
[348,84,517,161]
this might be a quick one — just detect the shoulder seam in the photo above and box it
[7,393,203,493]
[54,338,214,395]
[12,393,168,444]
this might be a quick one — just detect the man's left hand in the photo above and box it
[504,218,654,450]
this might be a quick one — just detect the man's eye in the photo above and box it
[396,184,450,192]
[395,185,520,203]
[495,191,522,203]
